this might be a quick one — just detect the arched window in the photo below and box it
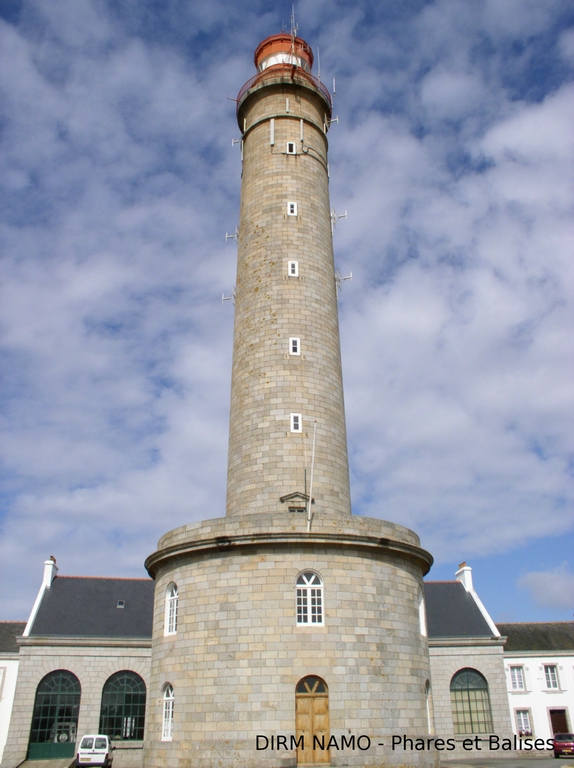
[165,583,178,635]
[296,572,323,625]
[162,685,174,741]
[28,670,81,760]
[99,671,146,740]
[419,586,427,636]
[425,680,434,734]
[450,668,493,734]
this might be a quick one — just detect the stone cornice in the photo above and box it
[18,636,151,649]
[428,636,506,648]
[146,527,433,578]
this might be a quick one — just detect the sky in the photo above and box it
[0,0,573,623]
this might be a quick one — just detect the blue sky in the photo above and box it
[1,0,573,622]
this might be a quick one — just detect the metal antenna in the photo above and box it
[225,226,239,243]
[330,208,347,236]
[231,138,241,146]
[317,46,321,82]
[306,420,317,532]
[335,269,352,299]
[333,76,336,97]
[222,287,236,305]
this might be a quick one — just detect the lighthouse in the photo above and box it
[226,33,350,521]
[145,32,436,768]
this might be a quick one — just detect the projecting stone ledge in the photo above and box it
[145,511,433,578]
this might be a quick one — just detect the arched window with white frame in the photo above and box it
[165,583,178,636]
[419,585,427,636]
[162,684,174,741]
[296,571,323,625]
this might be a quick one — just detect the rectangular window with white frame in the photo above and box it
[287,202,297,216]
[515,709,532,736]
[544,665,559,689]
[290,413,302,433]
[286,141,297,154]
[288,261,299,277]
[289,338,300,355]
[510,666,525,691]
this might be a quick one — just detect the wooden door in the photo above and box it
[550,709,569,734]
[296,676,329,764]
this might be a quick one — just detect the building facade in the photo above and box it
[497,623,574,740]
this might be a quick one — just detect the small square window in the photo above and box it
[288,261,299,276]
[289,338,300,355]
[287,202,298,216]
[286,142,297,155]
[290,413,302,432]
[117,600,125,609]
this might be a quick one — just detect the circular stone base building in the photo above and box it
[144,32,437,768]
[144,512,435,768]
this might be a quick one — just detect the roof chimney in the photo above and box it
[43,556,58,588]
[455,562,473,591]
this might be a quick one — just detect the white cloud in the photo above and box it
[518,565,574,610]
[0,0,573,619]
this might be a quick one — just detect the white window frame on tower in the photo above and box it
[164,583,178,636]
[288,261,299,277]
[287,202,298,216]
[510,666,525,691]
[289,338,300,355]
[286,141,297,155]
[296,571,324,625]
[290,414,302,433]
[162,684,174,741]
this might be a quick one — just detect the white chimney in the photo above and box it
[42,556,58,588]
[455,561,473,591]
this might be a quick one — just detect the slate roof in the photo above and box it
[496,622,574,652]
[0,621,26,652]
[424,581,494,638]
[29,577,154,638]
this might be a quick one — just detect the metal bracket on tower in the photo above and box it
[222,287,236,305]
[335,269,352,299]
[330,208,347,235]
[225,227,239,243]
[231,138,241,146]
[328,116,339,126]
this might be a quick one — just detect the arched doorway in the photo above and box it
[450,668,493,734]
[99,671,146,740]
[28,670,81,760]
[295,676,329,764]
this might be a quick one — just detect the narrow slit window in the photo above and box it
[289,338,300,355]
[288,261,299,277]
[286,142,296,155]
[287,202,297,216]
[290,414,302,433]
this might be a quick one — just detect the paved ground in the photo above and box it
[442,757,571,768]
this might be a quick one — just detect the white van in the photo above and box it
[76,735,114,767]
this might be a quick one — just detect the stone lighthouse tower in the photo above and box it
[145,32,436,768]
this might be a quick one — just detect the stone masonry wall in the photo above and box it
[0,643,150,768]
[226,78,351,518]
